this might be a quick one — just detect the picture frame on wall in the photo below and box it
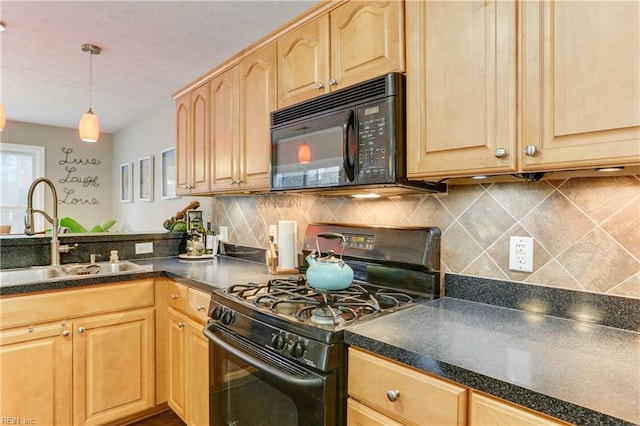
[120,162,132,203]
[161,147,178,199]
[138,156,154,202]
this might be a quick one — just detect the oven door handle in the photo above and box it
[204,325,325,389]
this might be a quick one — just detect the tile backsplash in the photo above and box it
[213,175,640,299]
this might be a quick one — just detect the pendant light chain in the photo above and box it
[88,47,93,111]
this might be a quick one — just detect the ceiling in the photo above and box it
[0,0,318,134]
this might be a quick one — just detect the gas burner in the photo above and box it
[310,307,346,326]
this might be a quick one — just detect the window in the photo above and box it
[0,143,45,233]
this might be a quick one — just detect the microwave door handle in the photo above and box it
[343,109,356,182]
[204,324,324,390]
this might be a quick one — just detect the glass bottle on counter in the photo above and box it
[204,215,216,255]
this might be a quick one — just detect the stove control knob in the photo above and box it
[271,332,287,351]
[221,310,235,326]
[290,339,306,358]
[212,306,223,321]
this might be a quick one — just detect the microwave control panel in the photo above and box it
[357,102,390,183]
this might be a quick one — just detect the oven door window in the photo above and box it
[207,325,336,426]
[271,109,356,190]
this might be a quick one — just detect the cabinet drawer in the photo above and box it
[0,280,154,329]
[167,281,189,312]
[470,392,569,426]
[347,398,403,426]
[348,347,467,426]
[187,287,210,325]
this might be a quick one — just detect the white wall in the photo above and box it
[1,120,113,232]
[111,99,213,232]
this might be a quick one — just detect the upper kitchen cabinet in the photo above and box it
[520,1,640,171]
[277,1,404,108]
[175,82,211,195]
[210,42,276,193]
[210,66,240,192]
[406,0,518,179]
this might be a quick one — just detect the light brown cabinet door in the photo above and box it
[167,308,188,422]
[238,43,277,192]
[175,83,211,195]
[520,1,640,170]
[186,320,210,426]
[211,66,240,192]
[470,392,569,426]
[73,307,155,426]
[0,322,73,426]
[330,0,404,90]
[175,95,190,195]
[190,83,212,193]
[407,0,517,178]
[277,15,330,107]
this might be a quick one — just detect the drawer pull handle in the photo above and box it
[178,322,185,329]
[197,304,205,311]
[386,389,400,402]
[171,294,179,300]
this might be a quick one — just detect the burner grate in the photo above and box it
[225,277,413,327]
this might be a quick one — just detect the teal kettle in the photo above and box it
[305,233,354,291]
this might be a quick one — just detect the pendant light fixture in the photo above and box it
[79,43,101,142]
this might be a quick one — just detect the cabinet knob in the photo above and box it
[196,304,205,312]
[329,78,338,86]
[178,322,185,329]
[77,327,85,334]
[171,294,179,300]
[62,330,70,337]
[184,184,192,190]
[386,389,400,402]
[316,82,325,90]
[495,147,507,158]
[525,144,538,157]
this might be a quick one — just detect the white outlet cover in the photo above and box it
[509,236,534,272]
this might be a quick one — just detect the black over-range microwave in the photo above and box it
[269,72,446,196]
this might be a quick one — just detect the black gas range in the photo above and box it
[205,223,441,426]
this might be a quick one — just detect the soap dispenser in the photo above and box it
[109,250,119,263]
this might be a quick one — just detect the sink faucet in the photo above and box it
[25,177,76,266]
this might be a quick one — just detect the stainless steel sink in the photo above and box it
[0,266,66,286]
[93,261,147,274]
[0,261,148,287]
[62,261,148,275]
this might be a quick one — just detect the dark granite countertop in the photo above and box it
[0,255,272,296]
[344,297,640,426]
[131,256,273,293]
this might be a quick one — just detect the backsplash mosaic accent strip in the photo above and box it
[213,176,640,299]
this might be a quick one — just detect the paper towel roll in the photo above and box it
[277,220,297,270]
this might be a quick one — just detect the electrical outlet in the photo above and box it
[509,236,533,272]
[135,242,153,254]
[218,226,228,242]
[269,224,278,240]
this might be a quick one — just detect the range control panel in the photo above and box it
[343,233,376,250]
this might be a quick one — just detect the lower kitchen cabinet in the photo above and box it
[164,281,210,426]
[0,321,73,425]
[348,347,570,426]
[0,280,156,426]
